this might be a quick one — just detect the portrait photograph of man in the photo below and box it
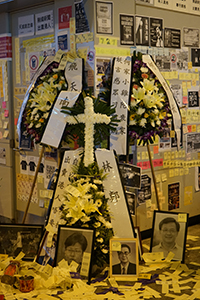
[150,211,188,262]
[110,239,138,278]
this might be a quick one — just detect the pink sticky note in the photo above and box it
[2,101,6,109]
[4,110,9,118]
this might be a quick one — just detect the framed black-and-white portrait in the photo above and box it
[0,224,43,260]
[110,238,138,279]
[150,211,188,263]
[55,226,95,282]
[95,1,113,34]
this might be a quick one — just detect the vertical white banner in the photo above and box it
[47,148,83,232]
[110,56,132,155]
[95,148,135,238]
[41,58,83,148]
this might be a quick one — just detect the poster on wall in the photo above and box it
[191,48,200,67]
[188,90,199,108]
[18,15,34,37]
[164,28,181,48]
[183,28,199,47]
[135,16,149,46]
[175,48,189,71]
[150,17,164,47]
[0,147,6,165]
[187,133,200,153]
[58,6,72,30]
[119,14,134,46]
[195,166,200,191]
[57,32,68,51]
[118,163,141,189]
[168,182,180,210]
[95,1,113,34]
[35,10,54,35]
[75,0,90,34]
[95,57,112,96]
[137,174,151,205]
[170,84,183,107]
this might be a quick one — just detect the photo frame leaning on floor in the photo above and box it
[0,224,43,260]
[110,238,138,280]
[55,226,95,283]
[150,210,189,263]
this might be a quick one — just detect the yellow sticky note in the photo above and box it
[178,213,187,222]
[188,62,192,69]
[112,241,121,251]
[138,273,151,280]
[184,186,193,206]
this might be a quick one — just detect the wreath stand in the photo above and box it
[22,146,45,224]
[146,142,160,211]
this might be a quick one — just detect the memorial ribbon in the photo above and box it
[110,56,132,155]
[41,58,83,148]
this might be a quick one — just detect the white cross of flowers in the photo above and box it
[66,96,111,166]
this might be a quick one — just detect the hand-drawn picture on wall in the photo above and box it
[164,28,181,48]
[168,182,180,210]
[191,48,200,67]
[120,14,134,46]
[96,1,113,34]
[170,84,182,107]
[150,17,163,47]
[188,90,199,108]
[135,15,149,46]
[183,28,199,47]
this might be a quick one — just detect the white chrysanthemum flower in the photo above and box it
[140,67,148,73]
[156,120,161,126]
[28,123,34,128]
[137,107,145,115]
[140,118,147,127]
[93,179,102,185]
[97,238,103,243]
[35,123,41,128]
[101,249,108,254]
[151,120,155,127]
[129,119,136,126]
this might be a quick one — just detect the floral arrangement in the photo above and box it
[60,160,113,268]
[22,61,68,143]
[129,52,171,145]
[62,92,119,157]
[60,94,119,268]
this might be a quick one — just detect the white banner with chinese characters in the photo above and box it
[41,58,83,148]
[47,148,82,235]
[95,148,135,238]
[110,56,132,155]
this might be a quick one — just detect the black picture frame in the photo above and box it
[55,226,95,283]
[110,238,138,279]
[0,224,43,260]
[150,210,188,263]
[95,1,113,35]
